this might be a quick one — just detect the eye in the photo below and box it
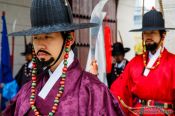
[33,36,38,40]
[45,35,49,39]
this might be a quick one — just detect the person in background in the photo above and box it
[107,42,130,88]
[15,43,33,89]
[3,0,123,115]
[111,8,175,115]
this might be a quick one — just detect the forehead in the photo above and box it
[32,32,62,37]
[143,30,159,33]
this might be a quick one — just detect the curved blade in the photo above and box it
[89,0,108,59]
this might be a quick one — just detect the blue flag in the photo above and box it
[0,12,13,110]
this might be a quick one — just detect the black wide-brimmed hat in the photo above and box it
[21,43,33,55]
[9,0,98,36]
[112,42,130,56]
[130,8,175,32]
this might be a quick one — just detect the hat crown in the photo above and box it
[21,43,33,55]
[142,9,164,29]
[113,42,125,52]
[30,0,73,28]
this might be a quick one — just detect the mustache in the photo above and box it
[37,49,51,55]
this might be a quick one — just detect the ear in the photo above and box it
[70,32,75,46]
[162,32,166,39]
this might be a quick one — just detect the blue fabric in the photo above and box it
[0,13,13,110]
[2,80,18,100]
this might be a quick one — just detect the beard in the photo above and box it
[145,42,158,52]
[38,57,54,67]
[36,49,55,68]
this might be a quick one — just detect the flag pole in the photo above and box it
[11,36,15,73]
[142,0,145,16]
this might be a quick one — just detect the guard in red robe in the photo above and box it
[111,8,175,115]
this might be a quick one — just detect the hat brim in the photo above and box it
[9,23,98,36]
[21,52,26,56]
[130,27,175,32]
[124,48,130,53]
[112,47,130,56]
[21,52,32,56]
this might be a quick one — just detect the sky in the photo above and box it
[137,0,155,9]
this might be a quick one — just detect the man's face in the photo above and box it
[25,54,33,62]
[143,30,162,51]
[114,54,124,64]
[32,32,64,64]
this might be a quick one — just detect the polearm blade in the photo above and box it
[89,0,108,59]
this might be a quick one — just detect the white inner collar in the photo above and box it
[38,50,74,99]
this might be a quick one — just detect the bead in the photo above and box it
[56,93,61,98]
[61,84,64,87]
[35,111,39,115]
[54,99,59,103]
[31,89,35,92]
[32,63,37,68]
[65,48,69,52]
[55,97,59,100]
[30,95,35,99]
[54,103,58,106]
[52,106,57,110]
[64,53,69,59]
[61,73,66,78]
[57,93,61,98]
[59,90,63,94]
[30,101,35,105]
[32,76,37,80]
[32,70,36,74]
[52,110,56,113]
[63,60,68,65]
[67,35,72,39]
[59,87,64,91]
[49,112,54,116]
[60,80,65,85]
[63,67,67,72]
[32,83,36,86]
[66,41,70,46]
[32,106,36,110]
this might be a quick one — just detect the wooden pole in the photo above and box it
[142,0,145,16]
[158,0,164,17]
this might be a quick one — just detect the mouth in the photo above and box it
[145,39,153,43]
[37,52,48,58]
[36,50,51,59]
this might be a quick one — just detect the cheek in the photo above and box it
[49,43,63,58]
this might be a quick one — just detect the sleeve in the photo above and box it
[110,62,133,115]
[15,65,25,87]
[98,88,124,116]
[2,91,19,116]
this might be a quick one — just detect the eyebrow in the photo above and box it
[45,35,53,38]
[32,34,54,39]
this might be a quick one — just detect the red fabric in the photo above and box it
[104,25,112,73]
[110,49,175,115]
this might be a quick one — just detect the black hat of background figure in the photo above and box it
[112,42,130,56]
[9,0,98,36]
[130,8,175,32]
[21,43,33,56]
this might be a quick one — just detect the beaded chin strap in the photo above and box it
[142,39,164,70]
[30,33,73,116]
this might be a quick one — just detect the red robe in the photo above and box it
[110,49,175,115]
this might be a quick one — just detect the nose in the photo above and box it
[33,38,47,51]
